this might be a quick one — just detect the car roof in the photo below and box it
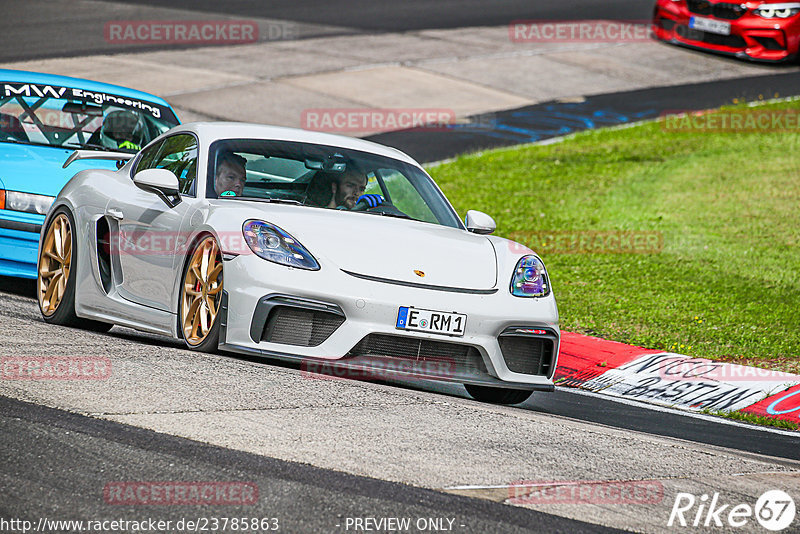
[0,69,173,108]
[182,122,421,166]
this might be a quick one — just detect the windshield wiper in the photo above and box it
[73,142,108,150]
[265,198,302,205]
[63,141,133,152]
[0,137,54,149]
[226,196,303,205]
[366,210,415,220]
[0,137,108,152]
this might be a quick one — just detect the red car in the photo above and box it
[653,0,800,62]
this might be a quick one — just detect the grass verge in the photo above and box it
[701,408,799,431]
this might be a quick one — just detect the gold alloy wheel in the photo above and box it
[181,237,223,345]
[38,213,72,317]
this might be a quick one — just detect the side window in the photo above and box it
[134,141,163,175]
[136,134,199,196]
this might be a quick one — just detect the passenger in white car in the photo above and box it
[213,151,247,197]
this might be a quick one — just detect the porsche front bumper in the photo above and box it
[218,253,560,390]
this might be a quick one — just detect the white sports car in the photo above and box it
[38,123,559,404]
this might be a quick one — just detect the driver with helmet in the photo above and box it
[99,110,145,151]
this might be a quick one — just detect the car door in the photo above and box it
[108,133,198,311]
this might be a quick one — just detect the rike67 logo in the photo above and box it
[668,490,796,531]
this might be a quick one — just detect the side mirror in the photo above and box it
[133,168,181,207]
[465,210,496,235]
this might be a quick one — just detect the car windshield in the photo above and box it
[0,81,179,152]
[207,138,462,229]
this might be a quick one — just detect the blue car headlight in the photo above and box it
[242,220,319,270]
[510,255,550,297]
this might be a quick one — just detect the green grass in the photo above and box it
[701,409,799,431]
[428,100,800,373]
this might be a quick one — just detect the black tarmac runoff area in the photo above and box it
[0,396,623,534]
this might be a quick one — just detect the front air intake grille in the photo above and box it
[262,306,344,347]
[499,336,554,377]
[657,18,676,31]
[753,36,785,50]
[686,0,712,15]
[686,0,747,19]
[711,3,747,19]
[348,334,487,375]
[699,31,746,47]
[677,25,747,47]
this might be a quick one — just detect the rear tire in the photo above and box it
[464,384,533,405]
[38,208,113,332]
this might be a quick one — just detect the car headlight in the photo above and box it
[242,220,319,270]
[510,255,550,298]
[0,190,55,215]
[754,3,800,18]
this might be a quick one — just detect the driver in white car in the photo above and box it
[327,170,368,209]
[308,169,384,210]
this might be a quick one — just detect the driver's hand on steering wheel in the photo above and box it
[357,194,384,208]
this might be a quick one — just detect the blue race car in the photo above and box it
[0,69,180,279]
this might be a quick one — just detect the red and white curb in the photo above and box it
[555,332,800,425]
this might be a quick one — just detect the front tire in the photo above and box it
[179,235,223,353]
[464,384,533,405]
[37,208,112,332]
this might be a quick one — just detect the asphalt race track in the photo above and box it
[369,70,800,163]
[1,396,621,534]
[0,276,798,464]
[1,275,799,533]
[2,0,656,61]
[95,0,655,32]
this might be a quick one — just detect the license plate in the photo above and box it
[396,307,466,337]
[689,16,731,36]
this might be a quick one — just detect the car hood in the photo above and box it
[231,204,498,290]
[0,142,119,196]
